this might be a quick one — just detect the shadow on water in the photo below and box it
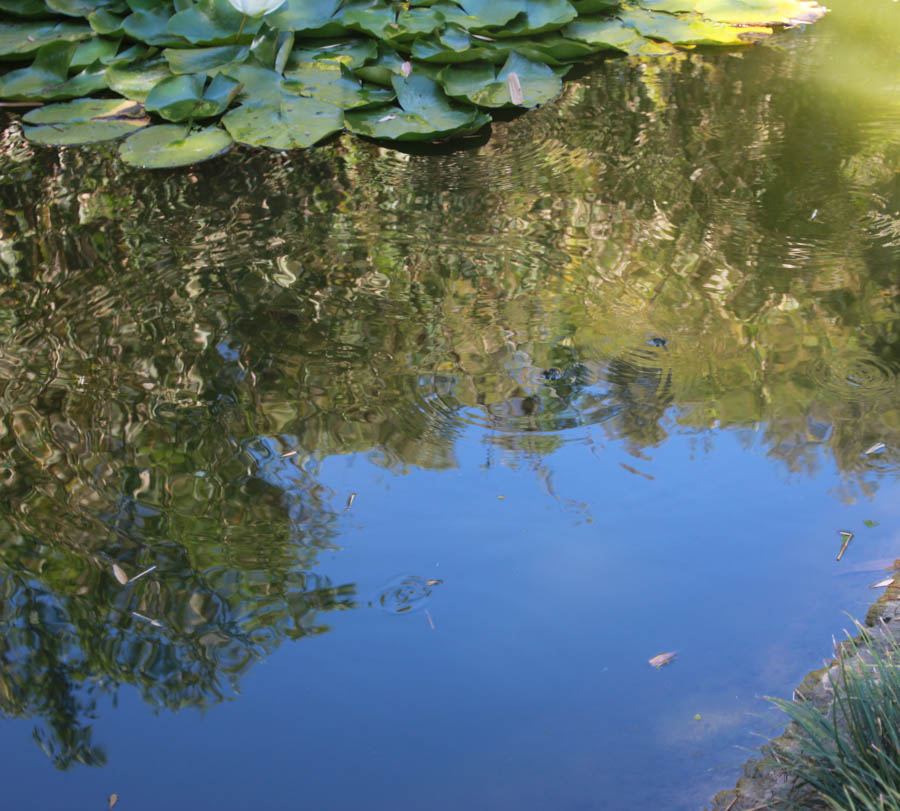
[1,0,900,804]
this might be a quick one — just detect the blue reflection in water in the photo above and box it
[4,425,899,811]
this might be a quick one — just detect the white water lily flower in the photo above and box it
[226,0,285,16]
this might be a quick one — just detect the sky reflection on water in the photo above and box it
[2,0,900,807]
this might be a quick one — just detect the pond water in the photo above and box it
[2,1,900,808]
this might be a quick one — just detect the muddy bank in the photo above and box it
[708,570,900,810]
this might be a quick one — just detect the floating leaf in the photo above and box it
[266,0,348,36]
[23,98,144,124]
[168,0,263,45]
[649,651,677,668]
[345,72,489,140]
[864,520,879,528]
[24,117,150,145]
[871,578,895,589]
[112,563,129,585]
[119,124,233,168]
[865,442,886,455]
[695,0,826,26]
[618,6,772,46]
[0,21,94,58]
[284,61,394,109]
[164,44,250,75]
[106,56,174,102]
[440,51,563,108]
[108,793,118,810]
[223,95,344,148]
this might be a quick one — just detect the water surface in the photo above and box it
[2,1,900,807]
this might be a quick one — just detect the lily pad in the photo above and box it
[695,0,826,25]
[222,94,344,148]
[283,60,394,109]
[106,56,174,102]
[619,6,771,45]
[119,124,234,168]
[345,72,489,140]
[24,117,150,145]
[23,98,144,123]
[164,45,250,75]
[0,21,94,58]
[440,51,563,108]
[266,0,347,36]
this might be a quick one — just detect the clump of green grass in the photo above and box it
[770,620,900,810]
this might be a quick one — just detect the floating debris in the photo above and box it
[507,71,524,106]
[128,565,157,584]
[865,442,886,455]
[864,520,879,528]
[108,794,118,810]
[426,579,443,587]
[649,651,677,668]
[646,336,668,348]
[871,578,895,589]
[836,531,854,562]
[111,564,129,585]
[132,612,163,628]
[425,609,435,630]
[281,450,298,458]
[344,492,356,511]
[620,462,655,481]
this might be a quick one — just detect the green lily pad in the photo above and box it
[345,72,489,140]
[283,60,394,109]
[167,0,263,45]
[0,0,48,17]
[619,6,771,45]
[23,97,144,123]
[164,45,250,74]
[457,0,578,35]
[266,0,347,36]
[564,15,647,51]
[287,37,378,70]
[440,51,563,108]
[410,24,497,63]
[336,0,399,40]
[222,94,344,148]
[0,40,75,100]
[0,21,95,58]
[123,10,189,48]
[106,56,174,102]
[119,124,234,168]
[24,117,150,146]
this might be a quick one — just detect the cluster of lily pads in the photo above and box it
[0,0,826,167]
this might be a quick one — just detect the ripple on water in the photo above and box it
[808,351,900,402]
[374,575,441,615]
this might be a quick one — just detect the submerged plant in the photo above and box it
[770,620,900,810]
[0,0,827,166]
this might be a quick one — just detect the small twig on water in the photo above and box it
[425,609,434,630]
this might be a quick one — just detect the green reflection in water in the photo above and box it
[0,0,899,776]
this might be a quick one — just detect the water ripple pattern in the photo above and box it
[375,575,439,615]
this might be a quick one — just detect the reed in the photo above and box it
[770,621,900,810]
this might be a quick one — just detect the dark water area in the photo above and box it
[2,1,900,808]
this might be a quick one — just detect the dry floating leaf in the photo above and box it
[426,579,443,587]
[112,564,129,585]
[108,793,118,810]
[871,578,895,589]
[649,651,677,668]
[865,442,886,455]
